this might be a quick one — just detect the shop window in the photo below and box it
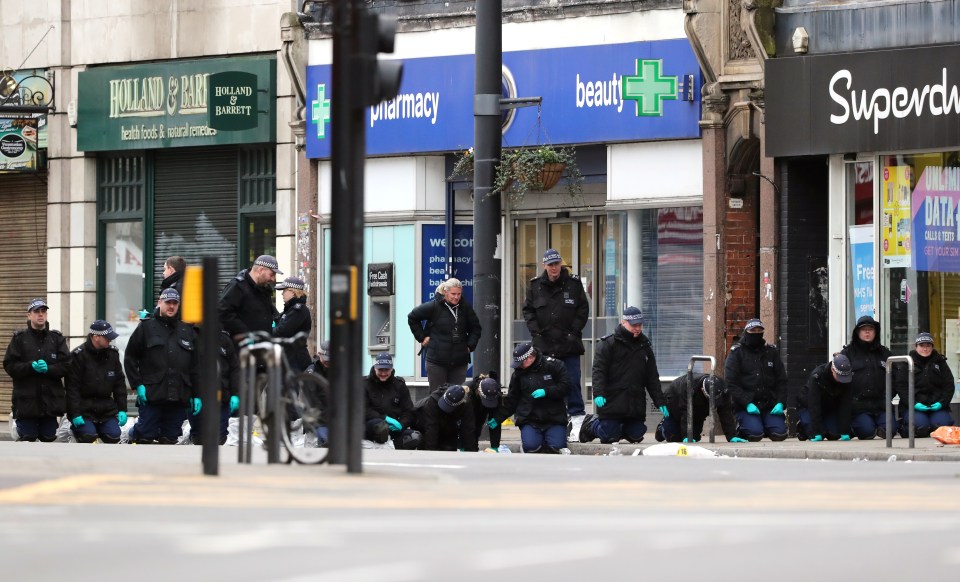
[103,221,144,362]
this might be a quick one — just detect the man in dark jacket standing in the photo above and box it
[160,255,186,296]
[895,332,956,438]
[655,373,741,443]
[796,354,854,441]
[841,315,892,439]
[522,249,589,437]
[407,278,481,391]
[219,255,282,343]
[488,342,570,453]
[413,384,478,451]
[579,307,666,444]
[66,320,126,444]
[3,298,71,442]
[363,353,421,449]
[124,288,200,444]
[725,318,789,442]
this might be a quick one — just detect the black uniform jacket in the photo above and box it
[497,353,570,427]
[124,314,200,406]
[218,331,241,400]
[894,349,955,411]
[363,367,415,428]
[665,373,738,441]
[413,387,479,452]
[407,298,481,367]
[219,269,279,338]
[799,362,853,437]
[840,330,892,415]
[3,325,71,418]
[274,295,312,372]
[522,269,589,357]
[66,339,127,421]
[592,326,664,420]
[724,341,789,411]
[467,374,502,448]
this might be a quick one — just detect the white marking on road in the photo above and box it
[178,522,340,555]
[473,540,613,570]
[277,561,425,582]
[364,462,465,469]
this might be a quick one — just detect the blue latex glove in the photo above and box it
[810,434,823,442]
[71,416,85,427]
[531,388,546,399]
[594,396,606,408]
[136,385,147,406]
[385,416,402,432]
[770,402,785,415]
[487,418,499,429]
[138,309,150,319]
[272,320,277,329]
[117,411,127,426]
[929,402,943,411]
[914,402,930,412]
[839,434,851,441]
[682,437,697,443]
[730,437,748,443]
[191,398,202,416]
[659,405,670,419]
[32,360,48,373]
[746,403,760,415]
[230,395,240,413]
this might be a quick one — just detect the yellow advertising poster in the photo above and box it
[881,165,912,268]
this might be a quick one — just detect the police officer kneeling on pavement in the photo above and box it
[3,298,71,442]
[488,342,571,454]
[468,373,503,450]
[656,374,740,443]
[894,332,957,438]
[795,354,854,442]
[413,383,478,452]
[363,352,421,449]
[188,329,240,445]
[841,315,893,439]
[725,318,789,442]
[124,288,201,444]
[66,320,127,443]
[579,307,667,445]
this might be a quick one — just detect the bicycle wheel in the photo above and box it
[278,371,330,464]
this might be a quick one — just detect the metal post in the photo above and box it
[199,258,220,475]
[885,355,914,449]
[266,345,284,463]
[472,0,502,380]
[685,356,717,442]
[238,352,255,464]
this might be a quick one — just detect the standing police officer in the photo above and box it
[841,315,892,439]
[274,276,312,373]
[725,318,789,442]
[189,330,240,445]
[66,320,126,444]
[522,248,589,436]
[3,298,71,442]
[219,255,282,343]
[124,288,200,444]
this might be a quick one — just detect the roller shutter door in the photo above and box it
[0,173,48,416]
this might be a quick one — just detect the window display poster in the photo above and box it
[0,117,38,171]
[849,225,875,319]
[881,165,912,268]
[911,166,960,273]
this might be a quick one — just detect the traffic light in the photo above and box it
[357,9,403,107]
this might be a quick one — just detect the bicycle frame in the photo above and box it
[238,341,285,464]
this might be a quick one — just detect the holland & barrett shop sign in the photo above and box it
[77,57,275,151]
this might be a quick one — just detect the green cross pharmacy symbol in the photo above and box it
[312,84,331,139]
[622,59,677,117]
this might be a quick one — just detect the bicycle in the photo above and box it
[237,330,329,464]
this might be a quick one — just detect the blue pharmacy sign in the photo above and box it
[419,224,474,376]
[305,39,700,158]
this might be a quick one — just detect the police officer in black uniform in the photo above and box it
[189,330,240,445]
[841,315,893,439]
[124,288,200,444]
[894,332,956,438]
[306,340,331,379]
[522,248,589,435]
[795,354,854,441]
[725,318,789,441]
[3,298,71,442]
[363,352,421,449]
[655,373,741,443]
[273,276,312,373]
[219,255,282,343]
[468,373,502,450]
[413,383,478,451]
[66,320,127,444]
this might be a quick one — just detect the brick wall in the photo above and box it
[725,192,758,348]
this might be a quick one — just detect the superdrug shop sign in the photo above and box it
[766,44,960,157]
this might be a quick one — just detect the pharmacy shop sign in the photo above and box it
[766,44,960,157]
[77,57,275,151]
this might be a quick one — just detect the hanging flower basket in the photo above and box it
[538,162,566,191]
[495,146,583,203]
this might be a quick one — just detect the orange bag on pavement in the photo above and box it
[930,426,960,445]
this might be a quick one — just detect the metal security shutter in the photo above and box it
[0,173,48,416]
[153,147,238,298]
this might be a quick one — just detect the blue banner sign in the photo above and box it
[419,224,474,377]
[306,39,700,158]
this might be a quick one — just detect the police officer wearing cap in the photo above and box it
[894,332,956,438]
[840,315,893,439]
[489,342,571,453]
[413,383,478,451]
[468,372,503,449]
[65,320,127,444]
[3,298,71,442]
[795,355,855,442]
[522,249,589,433]
[306,340,331,379]
[274,276,312,373]
[579,307,666,444]
[124,288,200,444]
[725,318,789,441]
[656,374,740,443]
[363,352,421,449]
[219,255,282,343]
